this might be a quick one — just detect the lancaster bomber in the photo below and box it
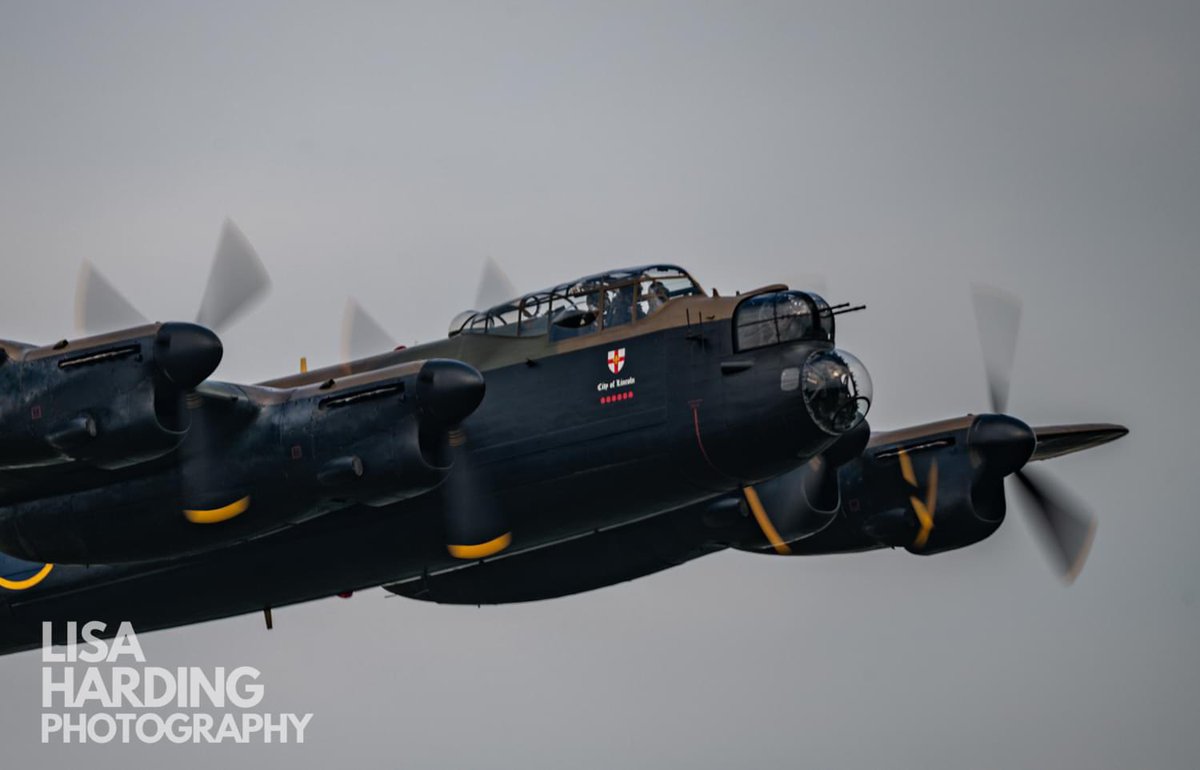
[0,223,1126,653]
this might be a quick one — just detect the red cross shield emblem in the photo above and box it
[607,347,626,374]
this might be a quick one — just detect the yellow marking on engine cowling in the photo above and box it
[448,532,511,560]
[898,449,918,488]
[909,459,938,549]
[0,562,53,590]
[184,496,251,524]
[743,485,792,555]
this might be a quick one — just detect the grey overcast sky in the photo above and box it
[0,1,1197,768]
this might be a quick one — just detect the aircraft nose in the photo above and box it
[800,348,872,434]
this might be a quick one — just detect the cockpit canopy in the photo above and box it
[449,265,703,339]
[733,290,836,350]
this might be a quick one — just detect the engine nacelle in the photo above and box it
[0,358,484,564]
[852,414,1027,554]
[727,415,1024,556]
[272,361,468,511]
[0,323,222,470]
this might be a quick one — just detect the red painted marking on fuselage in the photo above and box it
[600,390,635,405]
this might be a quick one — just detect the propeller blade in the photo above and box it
[341,299,396,362]
[473,257,517,312]
[742,420,873,552]
[409,359,505,559]
[195,219,271,332]
[970,284,1022,414]
[178,390,250,523]
[178,392,223,517]
[1011,466,1097,583]
[75,261,148,335]
[443,429,509,559]
[803,418,872,511]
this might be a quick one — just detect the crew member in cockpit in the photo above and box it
[635,280,669,319]
[605,284,635,328]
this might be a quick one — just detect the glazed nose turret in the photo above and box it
[801,348,872,435]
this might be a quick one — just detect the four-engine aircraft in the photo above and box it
[0,223,1126,653]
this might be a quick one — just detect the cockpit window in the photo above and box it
[734,294,779,349]
[603,283,636,329]
[637,278,670,319]
[734,290,830,351]
[550,281,602,339]
[640,267,701,301]
[488,303,521,337]
[517,292,555,336]
[774,292,814,342]
[450,264,703,339]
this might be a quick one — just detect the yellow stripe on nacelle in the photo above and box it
[897,450,938,549]
[184,496,251,524]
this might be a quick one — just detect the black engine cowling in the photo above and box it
[0,358,484,564]
[727,414,1027,556]
[0,322,222,471]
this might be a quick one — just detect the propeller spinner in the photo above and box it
[74,219,272,519]
[340,261,513,558]
[970,284,1124,582]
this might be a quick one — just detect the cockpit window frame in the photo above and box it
[732,289,833,352]
[449,264,703,339]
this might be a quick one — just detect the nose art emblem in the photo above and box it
[606,347,626,374]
